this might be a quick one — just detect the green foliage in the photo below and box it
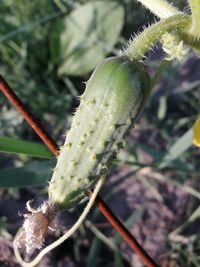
[0,0,76,137]
[159,128,193,168]
[0,160,53,187]
[0,136,53,158]
[51,1,124,76]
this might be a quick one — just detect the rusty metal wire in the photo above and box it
[0,75,160,267]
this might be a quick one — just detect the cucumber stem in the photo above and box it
[126,14,191,61]
[188,0,200,39]
[137,0,181,19]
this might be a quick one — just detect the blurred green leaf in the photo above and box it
[51,1,124,76]
[160,128,193,168]
[0,136,53,158]
[114,253,123,267]
[113,209,145,267]
[0,217,12,240]
[113,206,145,244]
[158,96,167,120]
[173,80,200,94]
[0,11,64,43]
[171,206,200,237]
[135,143,164,162]
[0,160,54,187]
[85,220,130,263]
[139,176,163,202]
[87,238,102,267]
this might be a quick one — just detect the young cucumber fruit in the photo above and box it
[49,55,150,208]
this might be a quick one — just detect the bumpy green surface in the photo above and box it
[49,56,150,208]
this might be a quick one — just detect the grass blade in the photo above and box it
[0,136,53,158]
[87,238,102,267]
[159,128,193,168]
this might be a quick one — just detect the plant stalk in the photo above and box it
[126,14,191,61]
[137,0,181,19]
[188,0,200,38]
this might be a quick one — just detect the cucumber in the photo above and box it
[48,55,150,208]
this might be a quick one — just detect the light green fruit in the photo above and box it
[48,55,150,208]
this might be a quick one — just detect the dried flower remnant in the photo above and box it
[13,176,106,267]
[14,200,57,254]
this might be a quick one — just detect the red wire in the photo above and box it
[0,75,160,267]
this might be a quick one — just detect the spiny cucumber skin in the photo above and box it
[48,56,150,208]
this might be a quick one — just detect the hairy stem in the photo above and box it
[14,175,106,267]
[188,0,200,38]
[137,0,181,19]
[125,14,191,61]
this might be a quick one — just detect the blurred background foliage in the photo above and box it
[0,0,200,266]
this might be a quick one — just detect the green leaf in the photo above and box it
[113,207,145,267]
[135,143,164,162]
[0,160,55,187]
[0,136,54,158]
[51,1,124,76]
[113,206,145,244]
[87,238,102,267]
[85,220,129,263]
[159,128,193,168]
